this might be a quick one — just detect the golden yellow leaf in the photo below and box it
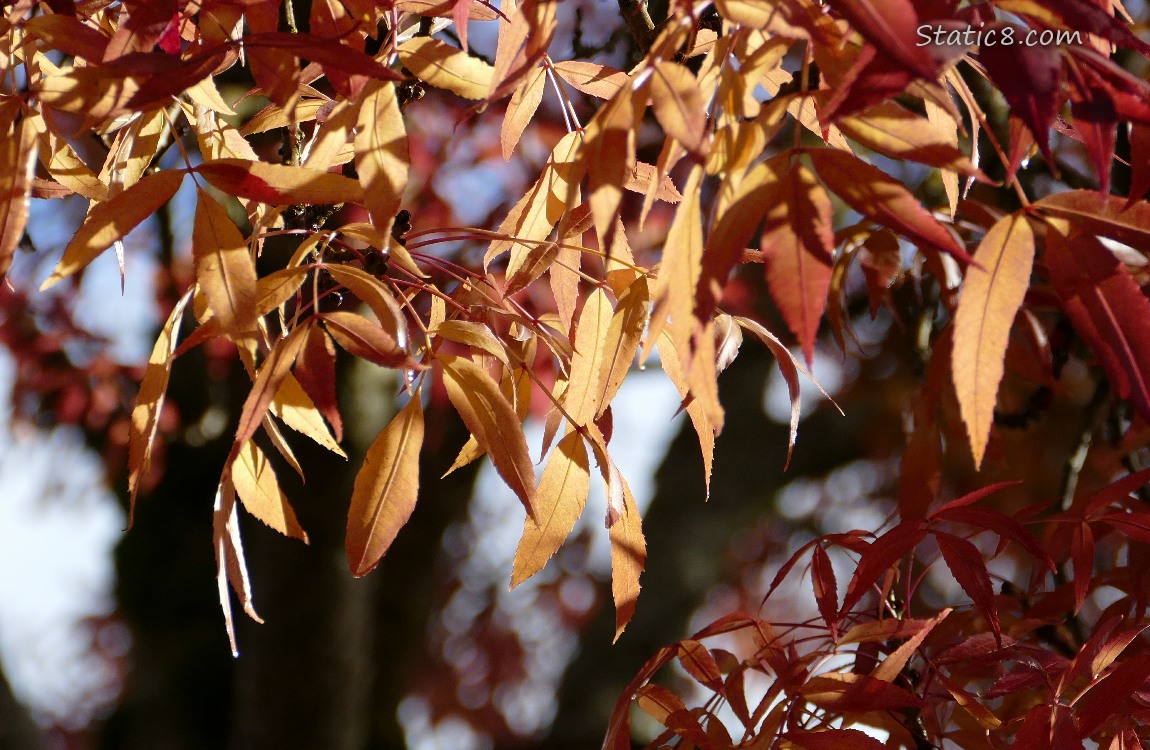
[256,266,311,317]
[486,131,580,274]
[128,289,192,520]
[355,80,408,237]
[0,115,37,278]
[213,477,261,658]
[439,353,538,519]
[501,64,546,160]
[646,165,704,363]
[838,101,984,178]
[952,212,1035,468]
[563,288,614,425]
[609,470,645,641]
[925,99,960,218]
[193,187,258,338]
[597,278,649,415]
[270,375,346,457]
[398,37,495,100]
[239,99,327,136]
[649,60,706,155]
[303,98,359,171]
[583,85,642,247]
[37,66,139,121]
[346,395,424,576]
[41,169,184,290]
[324,264,408,345]
[232,439,308,541]
[105,108,167,196]
[510,430,590,588]
[433,320,510,365]
[552,60,630,100]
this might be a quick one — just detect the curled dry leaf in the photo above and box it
[346,396,424,577]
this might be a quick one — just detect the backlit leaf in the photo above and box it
[808,148,972,264]
[232,440,308,541]
[838,101,985,178]
[213,478,261,658]
[552,60,629,100]
[597,277,648,416]
[195,159,363,206]
[952,212,1035,468]
[346,396,424,576]
[563,288,613,426]
[1038,191,1150,251]
[936,531,1000,642]
[510,430,590,588]
[0,116,37,278]
[128,289,192,521]
[192,188,258,338]
[270,375,345,457]
[229,321,313,465]
[439,353,537,519]
[322,311,413,369]
[355,80,408,238]
[501,64,546,160]
[398,37,495,100]
[649,60,706,155]
[41,169,184,289]
[609,471,646,641]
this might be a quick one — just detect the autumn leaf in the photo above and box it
[609,471,646,641]
[322,311,414,369]
[935,531,1000,642]
[648,60,706,155]
[0,115,37,279]
[355,80,408,238]
[270,375,345,458]
[439,353,537,520]
[837,100,985,178]
[597,277,648,416]
[952,212,1035,468]
[346,396,424,577]
[398,36,495,100]
[194,159,363,206]
[229,321,313,466]
[1046,230,1150,424]
[979,35,1062,167]
[510,430,590,588]
[1037,191,1150,250]
[552,60,630,100]
[41,169,184,289]
[808,148,972,264]
[502,64,546,160]
[232,439,308,542]
[128,289,193,521]
[192,187,258,338]
[562,288,613,426]
[213,478,261,658]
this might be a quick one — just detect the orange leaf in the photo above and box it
[838,101,986,178]
[192,188,258,338]
[270,374,345,457]
[597,277,649,416]
[0,115,37,278]
[232,439,308,542]
[439,353,538,520]
[609,471,646,641]
[41,169,184,289]
[346,396,424,576]
[648,61,706,155]
[510,430,590,588]
[229,320,313,465]
[552,60,630,100]
[128,289,192,521]
[194,159,363,206]
[354,80,408,237]
[501,64,546,160]
[952,212,1035,468]
[397,36,495,100]
[563,288,614,425]
[213,478,261,657]
[761,161,835,366]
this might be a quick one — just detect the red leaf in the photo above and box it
[824,0,938,79]
[677,640,724,694]
[808,148,972,264]
[811,545,840,639]
[1071,521,1095,614]
[929,480,1021,519]
[1076,654,1150,737]
[1041,0,1150,55]
[802,673,924,712]
[1128,124,1150,207]
[1045,231,1150,424]
[785,728,888,750]
[840,521,926,617]
[934,506,1054,572]
[1070,89,1118,194]
[1097,512,1150,544]
[935,530,1001,642]
[295,324,342,443]
[1084,465,1150,516]
[979,33,1062,167]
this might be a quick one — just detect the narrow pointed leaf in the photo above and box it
[195,159,363,205]
[355,80,408,237]
[510,430,590,588]
[439,353,537,519]
[346,396,424,576]
[192,188,258,337]
[41,169,184,289]
[398,37,495,99]
[935,531,1000,642]
[232,440,308,541]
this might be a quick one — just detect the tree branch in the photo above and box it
[618,0,656,52]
